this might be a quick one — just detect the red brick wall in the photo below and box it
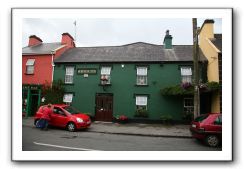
[22,55,53,85]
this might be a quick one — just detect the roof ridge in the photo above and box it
[73,42,157,48]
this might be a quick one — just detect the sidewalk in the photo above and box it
[22,117,192,138]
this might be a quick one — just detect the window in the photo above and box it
[26,59,35,74]
[53,107,66,116]
[63,93,73,103]
[184,98,194,114]
[65,67,74,84]
[181,67,192,83]
[101,67,111,85]
[136,96,148,110]
[214,115,222,125]
[136,67,147,85]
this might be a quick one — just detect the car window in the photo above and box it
[194,114,209,122]
[214,115,222,125]
[53,107,66,116]
[64,106,80,114]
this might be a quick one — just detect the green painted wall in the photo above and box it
[54,62,203,121]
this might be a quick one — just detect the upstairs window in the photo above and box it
[65,67,74,84]
[101,67,111,85]
[181,67,192,83]
[26,59,35,74]
[136,67,147,85]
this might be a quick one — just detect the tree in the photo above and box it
[41,79,66,104]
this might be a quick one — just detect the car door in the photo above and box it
[51,107,68,128]
[213,115,222,134]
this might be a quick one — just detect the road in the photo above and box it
[22,126,222,151]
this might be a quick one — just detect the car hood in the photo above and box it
[72,113,90,120]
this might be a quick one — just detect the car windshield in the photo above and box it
[194,114,209,122]
[64,106,80,114]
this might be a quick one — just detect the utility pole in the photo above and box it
[74,20,77,42]
[192,18,200,119]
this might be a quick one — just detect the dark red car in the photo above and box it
[190,113,222,147]
[34,104,91,132]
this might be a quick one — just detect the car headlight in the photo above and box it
[76,118,84,123]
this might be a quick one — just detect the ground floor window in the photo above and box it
[135,96,148,117]
[63,93,73,104]
[183,98,194,114]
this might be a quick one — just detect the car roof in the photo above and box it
[42,104,67,107]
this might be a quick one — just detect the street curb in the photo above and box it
[89,130,192,139]
[22,124,192,139]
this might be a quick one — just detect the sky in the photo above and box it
[22,18,222,47]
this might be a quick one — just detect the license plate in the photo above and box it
[192,124,196,128]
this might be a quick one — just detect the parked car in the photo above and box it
[34,104,91,132]
[190,113,222,147]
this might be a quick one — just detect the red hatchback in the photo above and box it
[190,113,222,147]
[34,104,91,132]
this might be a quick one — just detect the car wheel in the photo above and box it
[67,122,76,132]
[205,135,219,147]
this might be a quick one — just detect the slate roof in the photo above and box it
[54,42,207,63]
[211,34,222,52]
[22,42,65,55]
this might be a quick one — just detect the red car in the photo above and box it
[190,113,222,147]
[34,104,91,132]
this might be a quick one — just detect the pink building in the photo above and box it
[22,33,75,116]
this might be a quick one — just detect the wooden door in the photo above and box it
[95,94,113,121]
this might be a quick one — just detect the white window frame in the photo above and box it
[26,59,35,74]
[181,67,192,83]
[65,66,74,84]
[63,93,73,103]
[136,67,148,85]
[183,98,194,114]
[101,67,111,84]
[136,96,148,110]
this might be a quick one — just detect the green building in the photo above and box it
[53,31,208,122]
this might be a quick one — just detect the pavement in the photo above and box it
[22,117,192,138]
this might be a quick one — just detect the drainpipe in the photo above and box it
[51,51,55,87]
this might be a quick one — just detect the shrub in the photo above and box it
[182,112,194,123]
[134,109,149,118]
[160,114,173,124]
[41,79,65,104]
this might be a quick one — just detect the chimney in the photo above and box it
[163,30,173,49]
[61,33,75,48]
[28,35,42,46]
[199,19,215,39]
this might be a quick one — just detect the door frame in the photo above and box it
[95,93,113,122]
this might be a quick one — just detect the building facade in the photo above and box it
[199,19,222,113]
[22,33,75,117]
[53,31,208,122]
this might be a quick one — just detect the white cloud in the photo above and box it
[22,18,222,47]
